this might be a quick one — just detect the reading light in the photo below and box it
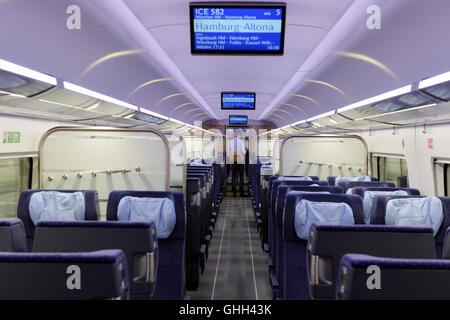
[337,85,412,113]
[0,58,57,86]
[418,71,450,90]
[63,82,139,111]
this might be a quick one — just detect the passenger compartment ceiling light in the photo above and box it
[63,82,138,111]
[418,71,450,90]
[307,110,337,122]
[0,59,57,86]
[337,85,412,113]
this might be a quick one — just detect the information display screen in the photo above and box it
[229,115,248,125]
[190,3,286,55]
[222,92,255,110]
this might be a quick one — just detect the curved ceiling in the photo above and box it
[0,0,449,127]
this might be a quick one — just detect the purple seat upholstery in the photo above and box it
[17,190,99,251]
[107,191,185,300]
[281,193,364,300]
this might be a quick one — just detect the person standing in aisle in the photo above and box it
[227,132,246,197]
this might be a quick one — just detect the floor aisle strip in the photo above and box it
[211,197,229,300]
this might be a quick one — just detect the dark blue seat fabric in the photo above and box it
[281,193,364,300]
[308,224,436,299]
[33,220,158,300]
[348,187,420,198]
[371,195,450,258]
[186,177,203,290]
[327,176,378,186]
[0,249,129,300]
[263,179,329,252]
[188,168,215,237]
[336,253,450,299]
[107,191,185,300]
[17,190,99,251]
[0,218,26,252]
[337,181,395,193]
[270,185,343,280]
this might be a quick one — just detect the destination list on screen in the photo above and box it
[222,93,255,109]
[192,7,283,52]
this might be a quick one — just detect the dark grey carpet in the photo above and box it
[188,197,272,300]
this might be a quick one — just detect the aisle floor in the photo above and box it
[188,196,272,300]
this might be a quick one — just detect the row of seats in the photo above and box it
[185,163,225,290]
[0,162,226,299]
[248,170,450,299]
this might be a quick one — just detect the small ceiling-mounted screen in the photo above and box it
[229,115,248,125]
[222,92,255,110]
[190,2,286,55]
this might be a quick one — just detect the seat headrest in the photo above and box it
[117,196,176,239]
[386,196,444,236]
[362,190,409,224]
[277,176,313,181]
[294,199,354,240]
[338,181,396,193]
[29,191,86,226]
[283,193,364,241]
[335,176,371,186]
[107,191,185,240]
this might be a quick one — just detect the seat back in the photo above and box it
[185,177,202,290]
[328,176,378,186]
[281,193,364,300]
[33,221,157,300]
[371,196,450,258]
[308,224,436,299]
[0,249,128,300]
[271,185,343,274]
[336,254,450,300]
[337,181,395,193]
[349,188,420,224]
[0,219,26,252]
[107,191,185,300]
[348,187,420,198]
[17,190,99,251]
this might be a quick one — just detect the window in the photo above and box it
[0,157,36,218]
[371,155,409,187]
[444,164,450,197]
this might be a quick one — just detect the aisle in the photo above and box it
[188,196,271,300]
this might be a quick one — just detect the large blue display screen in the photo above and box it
[222,92,255,110]
[190,4,286,54]
[229,115,248,125]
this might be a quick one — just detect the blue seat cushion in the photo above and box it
[29,191,85,226]
[335,176,371,186]
[117,196,176,239]
[385,197,444,236]
[294,199,355,240]
[362,190,408,224]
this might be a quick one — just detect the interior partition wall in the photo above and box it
[279,135,368,180]
[39,127,170,218]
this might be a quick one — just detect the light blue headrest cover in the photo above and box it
[117,196,176,239]
[385,196,443,236]
[335,176,371,186]
[362,190,408,224]
[294,199,354,240]
[29,191,85,226]
[262,164,272,168]
[190,162,209,166]
[278,176,312,181]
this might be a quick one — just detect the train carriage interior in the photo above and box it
[1,0,450,304]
